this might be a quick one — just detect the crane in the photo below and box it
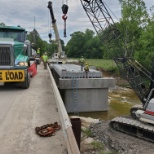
[80,0,154,142]
[47,1,67,64]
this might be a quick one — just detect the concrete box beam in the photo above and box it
[59,78,115,113]
[59,78,115,89]
[50,64,102,78]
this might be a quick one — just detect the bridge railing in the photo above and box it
[47,65,80,154]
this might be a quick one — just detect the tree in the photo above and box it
[27,29,65,57]
[136,18,154,69]
[66,31,85,57]
[0,22,6,26]
[83,35,103,58]
[65,29,104,58]
[118,0,149,57]
[27,29,44,54]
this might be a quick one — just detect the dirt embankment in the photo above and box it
[89,120,154,154]
[99,68,129,87]
[81,70,154,154]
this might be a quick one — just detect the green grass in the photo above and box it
[69,58,117,72]
[91,141,119,154]
[81,127,93,137]
[85,59,116,70]
[91,141,104,150]
[81,127,119,154]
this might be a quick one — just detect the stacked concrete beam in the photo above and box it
[50,64,115,113]
[50,64,102,78]
[59,78,115,112]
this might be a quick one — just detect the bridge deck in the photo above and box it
[0,63,67,154]
[50,64,102,78]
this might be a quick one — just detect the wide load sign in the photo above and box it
[0,70,25,82]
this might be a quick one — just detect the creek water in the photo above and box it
[79,87,141,120]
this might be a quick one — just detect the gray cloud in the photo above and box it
[0,0,153,44]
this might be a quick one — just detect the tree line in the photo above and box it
[4,0,153,70]
[27,29,65,57]
[65,0,154,70]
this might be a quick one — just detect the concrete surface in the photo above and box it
[64,88,109,112]
[50,64,102,78]
[59,78,115,113]
[59,78,115,89]
[50,63,115,113]
[0,63,67,154]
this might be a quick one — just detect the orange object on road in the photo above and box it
[35,122,61,137]
[28,62,37,77]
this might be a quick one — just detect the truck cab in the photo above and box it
[0,25,33,88]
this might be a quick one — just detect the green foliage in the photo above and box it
[66,29,103,59]
[66,31,85,58]
[135,18,154,69]
[27,29,65,57]
[81,127,93,137]
[91,141,104,150]
[12,0,154,72]
[117,0,149,58]
[91,141,119,154]
[0,22,5,26]
[85,59,117,71]
[65,0,154,73]
[102,152,119,154]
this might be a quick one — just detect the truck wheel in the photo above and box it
[36,59,41,65]
[21,72,30,89]
[38,59,41,64]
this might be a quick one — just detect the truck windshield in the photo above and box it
[0,30,26,42]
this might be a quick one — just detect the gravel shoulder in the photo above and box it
[80,70,154,154]
[90,120,154,154]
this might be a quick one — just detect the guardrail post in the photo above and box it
[71,118,81,150]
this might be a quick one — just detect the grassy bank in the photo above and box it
[85,59,117,71]
[70,58,117,72]
[69,58,130,87]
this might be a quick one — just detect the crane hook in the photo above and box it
[62,15,67,37]
[62,14,67,21]
[48,33,52,43]
[61,3,68,38]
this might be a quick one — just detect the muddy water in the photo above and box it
[80,87,141,120]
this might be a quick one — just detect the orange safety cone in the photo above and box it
[28,62,37,77]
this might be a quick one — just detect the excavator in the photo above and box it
[80,0,154,142]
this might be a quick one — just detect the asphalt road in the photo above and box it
[0,63,67,154]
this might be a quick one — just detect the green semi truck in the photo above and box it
[0,25,35,89]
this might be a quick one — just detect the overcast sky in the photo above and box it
[0,0,153,45]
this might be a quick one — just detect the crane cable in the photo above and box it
[62,0,69,37]
[48,10,52,43]
[62,0,68,5]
